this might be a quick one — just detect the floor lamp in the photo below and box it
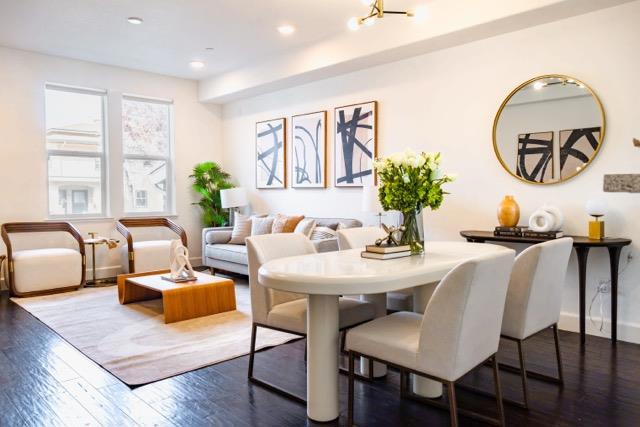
[220,187,248,226]
[362,185,383,227]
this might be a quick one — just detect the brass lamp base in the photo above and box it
[588,220,605,240]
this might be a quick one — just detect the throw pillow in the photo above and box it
[251,217,275,236]
[294,218,316,238]
[310,226,337,240]
[272,214,305,233]
[228,212,252,244]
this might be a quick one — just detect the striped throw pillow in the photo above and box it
[228,212,252,244]
[310,226,337,240]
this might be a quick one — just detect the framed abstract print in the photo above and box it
[291,111,326,188]
[334,101,377,187]
[516,131,554,183]
[256,118,286,189]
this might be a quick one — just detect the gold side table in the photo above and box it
[85,232,119,287]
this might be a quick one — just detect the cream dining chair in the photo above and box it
[337,226,416,311]
[346,249,516,427]
[499,237,573,408]
[246,233,377,403]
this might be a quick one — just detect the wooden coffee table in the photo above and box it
[117,270,236,324]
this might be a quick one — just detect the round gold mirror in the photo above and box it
[493,75,605,184]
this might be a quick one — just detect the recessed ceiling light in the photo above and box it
[127,17,143,25]
[277,25,295,35]
[189,61,205,69]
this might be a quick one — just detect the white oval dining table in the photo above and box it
[258,241,511,422]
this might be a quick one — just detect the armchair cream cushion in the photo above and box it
[120,240,172,274]
[12,248,82,294]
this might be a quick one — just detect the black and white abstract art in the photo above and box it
[559,127,601,180]
[516,131,554,183]
[335,101,377,187]
[291,111,326,188]
[256,118,286,189]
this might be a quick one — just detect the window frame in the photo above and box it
[45,83,109,220]
[121,93,175,216]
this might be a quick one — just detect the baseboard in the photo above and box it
[559,311,640,344]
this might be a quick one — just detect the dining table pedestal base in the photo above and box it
[307,294,340,422]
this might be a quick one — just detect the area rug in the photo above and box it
[11,280,298,386]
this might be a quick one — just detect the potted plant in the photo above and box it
[190,162,233,227]
[374,150,455,254]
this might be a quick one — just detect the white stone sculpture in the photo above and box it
[169,239,195,281]
[528,204,564,232]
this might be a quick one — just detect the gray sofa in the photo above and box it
[201,217,362,275]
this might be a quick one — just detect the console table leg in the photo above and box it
[608,246,622,346]
[575,247,590,347]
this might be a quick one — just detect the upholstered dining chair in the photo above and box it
[337,226,416,311]
[1,222,86,297]
[499,237,573,408]
[346,250,516,427]
[116,217,187,273]
[246,233,377,403]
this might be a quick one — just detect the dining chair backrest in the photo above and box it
[417,250,515,381]
[246,233,316,324]
[501,237,573,340]
[337,226,387,251]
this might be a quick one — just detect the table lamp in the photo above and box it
[585,198,607,240]
[220,187,248,226]
[362,185,383,226]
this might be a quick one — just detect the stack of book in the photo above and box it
[361,244,412,260]
[494,226,564,239]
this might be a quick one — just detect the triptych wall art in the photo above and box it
[254,101,378,189]
[516,126,601,184]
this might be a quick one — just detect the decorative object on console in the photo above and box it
[291,111,326,188]
[559,127,601,180]
[493,75,605,185]
[374,223,403,247]
[335,101,377,187]
[493,225,527,237]
[528,204,563,232]
[220,187,248,226]
[362,185,384,226]
[586,198,607,240]
[374,150,455,255]
[164,240,196,282]
[256,118,286,189]
[190,161,233,227]
[517,131,554,183]
[497,195,520,227]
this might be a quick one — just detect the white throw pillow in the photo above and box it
[251,217,275,236]
[294,218,316,238]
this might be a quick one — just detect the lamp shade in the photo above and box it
[220,187,248,209]
[361,185,383,213]
[585,198,607,217]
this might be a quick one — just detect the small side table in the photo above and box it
[85,232,119,287]
[460,230,632,346]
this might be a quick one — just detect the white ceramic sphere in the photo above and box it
[529,209,555,232]
[585,198,607,217]
[541,204,564,230]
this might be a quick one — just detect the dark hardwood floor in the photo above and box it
[1,290,639,427]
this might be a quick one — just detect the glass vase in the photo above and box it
[400,209,424,255]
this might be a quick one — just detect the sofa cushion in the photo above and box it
[294,218,316,238]
[229,212,252,244]
[272,214,305,233]
[251,217,274,236]
[205,229,232,244]
[310,226,337,240]
[205,244,248,265]
[13,248,82,294]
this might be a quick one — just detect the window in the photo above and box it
[45,84,107,217]
[122,95,173,214]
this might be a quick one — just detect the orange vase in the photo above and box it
[497,195,520,227]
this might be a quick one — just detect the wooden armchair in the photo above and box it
[116,217,187,273]
[1,222,86,297]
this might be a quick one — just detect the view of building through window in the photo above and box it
[45,85,106,217]
[122,96,172,213]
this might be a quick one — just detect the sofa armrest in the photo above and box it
[312,237,339,253]
[203,227,233,246]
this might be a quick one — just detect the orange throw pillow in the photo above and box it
[272,214,305,233]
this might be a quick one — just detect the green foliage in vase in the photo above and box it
[190,162,233,227]
[374,149,455,214]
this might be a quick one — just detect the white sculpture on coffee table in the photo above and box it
[169,239,196,281]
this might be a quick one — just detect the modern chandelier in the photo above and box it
[348,0,420,30]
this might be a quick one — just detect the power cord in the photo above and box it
[588,250,632,334]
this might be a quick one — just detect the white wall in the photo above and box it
[0,46,222,281]
[221,2,640,342]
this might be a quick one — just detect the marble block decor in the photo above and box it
[603,174,640,193]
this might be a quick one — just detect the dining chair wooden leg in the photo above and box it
[492,355,506,426]
[447,381,459,427]
[400,369,408,398]
[348,351,355,427]
[248,323,257,378]
[517,339,530,409]
[553,324,565,385]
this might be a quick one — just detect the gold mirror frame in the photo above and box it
[492,74,606,185]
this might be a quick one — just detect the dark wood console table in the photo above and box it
[460,230,632,346]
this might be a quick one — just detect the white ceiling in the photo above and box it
[0,0,419,79]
